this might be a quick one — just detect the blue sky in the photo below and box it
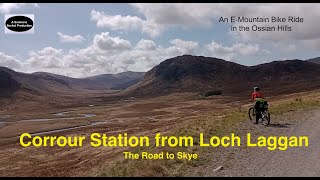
[0,3,320,78]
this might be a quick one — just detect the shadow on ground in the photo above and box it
[268,122,294,128]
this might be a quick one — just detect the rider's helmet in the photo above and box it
[254,87,260,91]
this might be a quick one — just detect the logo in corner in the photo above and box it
[4,14,34,34]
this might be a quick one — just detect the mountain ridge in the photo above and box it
[2,55,320,100]
[125,55,320,97]
[0,67,145,97]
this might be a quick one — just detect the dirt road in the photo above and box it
[209,108,320,177]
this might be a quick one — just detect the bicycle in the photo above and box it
[248,101,270,126]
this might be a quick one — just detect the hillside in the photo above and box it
[31,72,105,91]
[31,71,145,91]
[86,71,145,90]
[2,55,320,104]
[0,67,20,97]
[0,68,145,96]
[307,57,320,64]
[246,59,320,94]
[126,55,320,97]
[125,55,247,95]
[0,67,145,109]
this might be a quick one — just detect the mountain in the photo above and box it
[245,59,320,94]
[0,67,20,97]
[86,71,145,90]
[0,67,145,98]
[0,67,145,109]
[307,57,320,64]
[32,71,145,91]
[2,55,320,104]
[126,55,320,96]
[125,55,247,95]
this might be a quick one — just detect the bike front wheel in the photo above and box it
[248,107,258,124]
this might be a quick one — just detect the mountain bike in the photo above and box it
[248,101,270,126]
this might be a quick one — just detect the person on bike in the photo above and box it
[250,87,266,123]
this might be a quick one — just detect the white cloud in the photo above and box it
[26,47,64,69]
[166,39,199,57]
[205,41,261,61]
[2,3,320,78]
[93,32,132,51]
[128,3,320,49]
[57,32,85,43]
[128,3,220,37]
[136,39,157,50]
[131,3,214,27]
[88,4,320,50]
[141,21,164,38]
[226,4,320,44]
[90,10,143,31]
[90,9,165,38]
[170,39,199,51]
[0,52,22,70]
[232,43,260,56]
[0,3,38,13]
[272,42,297,52]
[0,32,265,78]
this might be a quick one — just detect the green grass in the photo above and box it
[269,97,320,115]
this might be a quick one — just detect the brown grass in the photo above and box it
[1,89,320,176]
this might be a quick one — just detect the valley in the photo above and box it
[1,55,320,176]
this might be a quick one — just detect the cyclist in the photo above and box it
[250,87,266,123]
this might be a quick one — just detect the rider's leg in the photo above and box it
[254,101,261,123]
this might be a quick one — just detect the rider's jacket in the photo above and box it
[251,91,264,101]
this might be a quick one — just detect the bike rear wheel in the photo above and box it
[261,110,270,126]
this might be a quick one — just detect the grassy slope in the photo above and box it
[93,90,320,177]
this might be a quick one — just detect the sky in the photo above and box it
[0,3,320,78]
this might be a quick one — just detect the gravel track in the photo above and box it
[208,108,320,177]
